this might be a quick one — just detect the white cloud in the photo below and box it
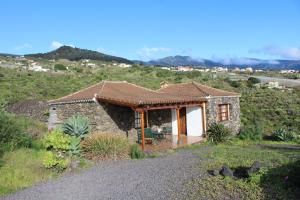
[212,56,279,65]
[138,47,171,60]
[51,41,63,49]
[250,45,300,59]
[51,41,74,49]
[14,43,32,51]
[96,47,106,53]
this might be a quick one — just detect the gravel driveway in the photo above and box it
[2,149,207,200]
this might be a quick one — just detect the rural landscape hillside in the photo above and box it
[1,51,300,200]
[1,1,300,200]
[3,46,300,70]
[143,55,300,70]
[26,46,133,64]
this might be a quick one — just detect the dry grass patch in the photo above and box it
[82,133,129,160]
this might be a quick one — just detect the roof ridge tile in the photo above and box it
[48,81,104,103]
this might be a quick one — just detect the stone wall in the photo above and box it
[206,96,240,134]
[147,109,172,129]
[48,96,240,143]
[49,101,137,143]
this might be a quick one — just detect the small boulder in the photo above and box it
[219,165,233,177]
[212,169,219,176]
[233,167,249,178]
[247,161,260,175]
[208,169,220,176]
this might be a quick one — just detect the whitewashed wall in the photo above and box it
[186,107,203,136]
[171,109,178,135]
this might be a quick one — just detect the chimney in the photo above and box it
[160,81,169,89]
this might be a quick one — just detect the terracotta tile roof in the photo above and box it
[158,82,240,97]
[49,81,239,106]
[48,81,204,106]
[48,82,104,104]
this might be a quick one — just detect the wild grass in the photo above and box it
[0,148,57,196]
[82,133,129,160]
[185,140,300,200]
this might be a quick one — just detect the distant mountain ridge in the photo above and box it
[26,46,133,64]
[142,55,300,70]
[0,53,19,57]
[1,47,300,70]
[146,55,218,66]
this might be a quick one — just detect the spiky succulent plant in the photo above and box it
[62,115,90,139]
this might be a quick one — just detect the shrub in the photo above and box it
[0,112,32,152]
[42,130,71,152]
[247,77,260,86]
[54,64,67,71]
[42,151,70,172]
[228,80,242,88]
[82,133,129,159]
[207,123,232,144]
[62,116,90,139]
[272,128,296,142]
[238,125,263,141]
[68,137,82,156]
[129,144,145,159]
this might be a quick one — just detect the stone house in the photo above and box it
[48,81,240,146]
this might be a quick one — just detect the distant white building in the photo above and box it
[177,66,193,72]
[233,67,240,72]
[280,70,297,74]
[267,81,283,89]
[119,63,132,68]
[216,67,228,72]
[28,62,49,72]
[86,63,96,67]
[160,67,171,70]
[241,67,253,73]
[29,65,49,72]
[245,67,253,73]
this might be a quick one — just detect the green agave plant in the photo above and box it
[68,137,82,156]
[207,122,232,144]
[272,128,295,141]
[62,115,91,139]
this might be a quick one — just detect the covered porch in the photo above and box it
[93,81,208,151]
[143,134,204,152]
[134,101,207,151]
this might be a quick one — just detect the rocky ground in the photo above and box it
[7,100,48,122]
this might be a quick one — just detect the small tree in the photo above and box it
[54,64,67,71]
[247,77,260,87]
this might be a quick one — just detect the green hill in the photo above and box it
[26,46,133,64]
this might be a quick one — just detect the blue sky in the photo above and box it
[1,0,300,62]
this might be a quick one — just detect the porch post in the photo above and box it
[140,111,145,150]
[201,102,207,134]
[176,107,181,143]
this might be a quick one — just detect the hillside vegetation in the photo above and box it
[0,65,299,197]
[26,46,132,64]
[1,65,299,134]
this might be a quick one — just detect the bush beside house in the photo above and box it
[207,123,232,144]
[82,133,129,160]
